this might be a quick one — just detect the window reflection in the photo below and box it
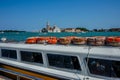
[1,49,17,59]
[47,54,81,71]
[20,51,43,64]
[86,58,120,78]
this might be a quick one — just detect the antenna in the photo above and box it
[83,45,91,80]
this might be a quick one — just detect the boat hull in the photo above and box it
[0,63,59,80]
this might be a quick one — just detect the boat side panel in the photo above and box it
[0,47,84,80]
[0,63,58,80]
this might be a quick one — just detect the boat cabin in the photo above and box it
[0,43,120,80]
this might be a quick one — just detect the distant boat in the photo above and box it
[1,37,7,42]
[16,32,19,34]
[81,31,86,33]
[0,31,4,34]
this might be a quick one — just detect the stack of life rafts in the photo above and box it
[26,36,57,44]
[25,36,120,47]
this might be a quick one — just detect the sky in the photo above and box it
[0,0,120,31]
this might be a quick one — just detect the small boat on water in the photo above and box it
[1,37,7,42]
[0,31,4,34]
[0,42,120,80]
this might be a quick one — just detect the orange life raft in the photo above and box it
[72,37,86,45]
[106,36,120,46]
[37,37,49,44]
[58,37,71,45]
[25,37,38,44]
[87,36,106,46]
[47,37,57,44]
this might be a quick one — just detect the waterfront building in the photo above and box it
[63,28,84,33]
[109,28,120,32]
[75,28,82,33]
[41,22,61,33]
[52,25,61,32]
[46,22,53,32]
[46,21,50,30]
[63,28,75,32]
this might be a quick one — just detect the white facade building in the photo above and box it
[52,25,61,32]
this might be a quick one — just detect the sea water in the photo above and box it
[0,32,120,41]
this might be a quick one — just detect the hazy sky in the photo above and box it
[0,0,120,31]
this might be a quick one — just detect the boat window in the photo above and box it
[86,58,120,78]
[1,49,17,59]
[47,54,81,71]
[20,51,43,64]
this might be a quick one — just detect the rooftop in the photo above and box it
[0,43,120,60]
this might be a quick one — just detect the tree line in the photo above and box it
[0,30,26,32]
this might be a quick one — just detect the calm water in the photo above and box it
[0,32,120,41]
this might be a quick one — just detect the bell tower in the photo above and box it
[46,21,50,30]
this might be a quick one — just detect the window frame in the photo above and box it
[20,50,44,65]
[85,57,120,79]
[46,52,82,73]
[1,48,17,60]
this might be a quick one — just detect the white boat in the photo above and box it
[0,31,4,34]
[1,37,7,42]
[0,43,120,80]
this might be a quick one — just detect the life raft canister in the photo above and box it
[106,36,120,46]
[72,37,86,45]
[87,36,106,46]
[47,37,57,44]
[36,37,49,44]
[25,37,38,44]
[58,37,71,45]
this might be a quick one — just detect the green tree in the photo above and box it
[41,28,48,33]
[93,29,98,32]
[76,27,89,31]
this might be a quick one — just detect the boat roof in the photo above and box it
[0,43,120,59]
